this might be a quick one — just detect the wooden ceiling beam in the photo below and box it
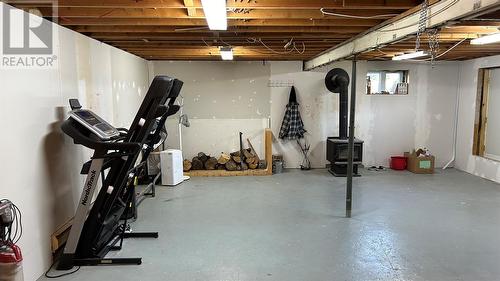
[183,0,196,17]
[37,7,403,19]
[108,42,345,47]
[455,20,500,26]
[88,33,355,40]
[440,26,500,34]
[136,56,318,60]
[72,25,369,34]
[5,0,419,10]
[57,18,383,27]
[137,51,314,56]
[131,46,321,50]
[381,47,500,52]
[131,52,320,57]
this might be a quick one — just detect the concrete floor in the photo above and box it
[41,168,500,281]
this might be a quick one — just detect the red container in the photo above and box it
[0,243,23,281]
[390,156,407,170]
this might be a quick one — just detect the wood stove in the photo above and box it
[327,137,363,176]
[324,68,364,177]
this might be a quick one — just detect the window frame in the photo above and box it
[366,70,410,95]
[472,67,500,163]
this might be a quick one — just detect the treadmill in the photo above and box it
[57,76,183,270]
[124,78,183,218]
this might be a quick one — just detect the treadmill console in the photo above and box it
[69,109,120,140]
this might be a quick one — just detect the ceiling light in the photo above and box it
[392,51,429,60]
[220,47,233,60]
[470,33,500,45]
[201,0,227,30]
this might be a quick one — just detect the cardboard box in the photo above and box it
[404,152,435,174]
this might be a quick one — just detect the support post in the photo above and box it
[346,58,357,218]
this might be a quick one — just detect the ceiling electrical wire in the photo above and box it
[201,38,211,47]
[408,38,467,61]
[433,38,466,59]
[247,38,306,55]
[320,8,398,19]
[202,38,233,49]
[202,36,306,56]
[218,38,233,47]
[251,38,294,54]
[379,0,459,33]
[293,42,306,54]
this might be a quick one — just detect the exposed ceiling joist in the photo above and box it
[5,0,499,61]
[183,0,196,17]
[305,0,500,70]
[37,7,405,19]
[3,0,419,9]
[73,26,369,34]
[57,18,382,27]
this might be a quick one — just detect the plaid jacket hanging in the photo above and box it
[279,87,306,140]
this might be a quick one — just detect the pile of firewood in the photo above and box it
[183,150,267,172]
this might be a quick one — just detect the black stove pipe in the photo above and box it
[325,68,350,139]
[338,78,349,139]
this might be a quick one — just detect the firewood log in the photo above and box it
[197,152,208,164]
[240,162,248,171]
[243,149,253,159]
[183,159,192,172]
[245,156,255,164]
[232,155,242,163]
[248,162,258,169]
[205,157,218,170]
[218,153,231,165]
[217,164,226,170]
[191,157,204,170]
[247,139,260,162]
[225,159,238,171]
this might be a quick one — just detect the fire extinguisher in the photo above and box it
[0,242,24,281]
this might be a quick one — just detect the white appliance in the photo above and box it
[160,149,183,186]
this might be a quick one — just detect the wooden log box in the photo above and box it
[185,129,273,177]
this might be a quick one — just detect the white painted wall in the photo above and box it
[152,60,458,169]
[151,61,271,160]
[456,55,500,183]
[271,61,458,168]
[0,4,149,280]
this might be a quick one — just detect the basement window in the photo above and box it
[366,70,409,95]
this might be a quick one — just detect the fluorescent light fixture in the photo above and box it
[220,47,233,60]
[200,0,227,30]
[392,51,428,60]
[470,33,500,45]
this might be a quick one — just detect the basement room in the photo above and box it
[1,0,500,280]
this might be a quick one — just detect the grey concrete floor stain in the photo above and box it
[40,168,500,281]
